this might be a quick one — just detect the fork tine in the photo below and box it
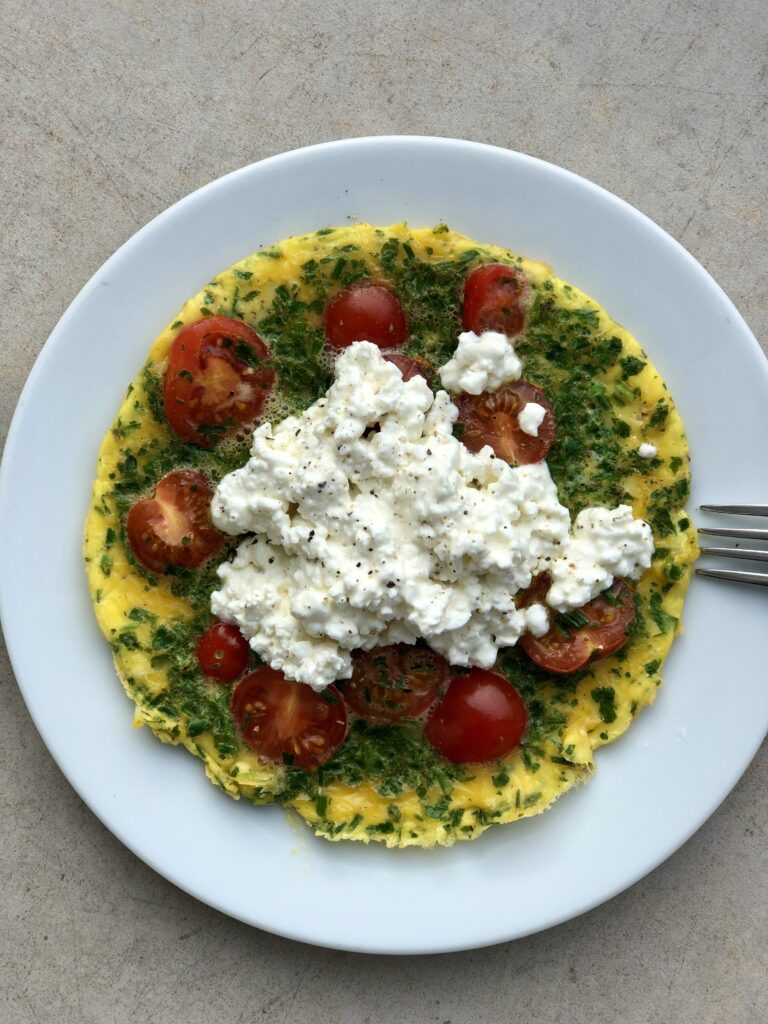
[698,546,768,563]
[697,527,768,540]
[699,504,768,515]
[695,567,768,586]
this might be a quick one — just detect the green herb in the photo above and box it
[601,586,623,607]
[112,418,141,440]
[127,607,156,623]
[379,237,399,274]
[644,659,661,675]
[233,269,252,281]
[141,366,166,424]
[620,355,646,378]
[647,481,690,538]
[367,821,395,835]
[649,592,678,635]
[492,772,510,788]
[649,399,669,428]
[591,686,617,723]
[114,628,141,650]
[560,609,591,629]
[613,381,635,405]
[233,340,267,370]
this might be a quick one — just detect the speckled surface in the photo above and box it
[1,1,766,1020]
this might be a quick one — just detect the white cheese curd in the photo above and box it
[637,442,657,459]
[546,506,654,612]
[518,401,546,437]
[438,330,522,395]
[211,342,654,688]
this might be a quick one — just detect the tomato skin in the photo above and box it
[342,644,448,724]
[231,668,348,770]
[462,263,527,336]
[454,380,556,465]
[163,316,275,446]
[324,282,408,349]
[424,669,528,763]
[126,469,222,573]
[195,623,250,682]
[520,577,636,674]
[382,352,436,386]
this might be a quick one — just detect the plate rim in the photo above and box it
[2,135,767,954]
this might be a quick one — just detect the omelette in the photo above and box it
[84,223,697,848]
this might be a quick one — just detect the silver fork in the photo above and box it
[696,505,768,586]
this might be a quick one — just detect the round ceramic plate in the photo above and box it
[2,138,767,954]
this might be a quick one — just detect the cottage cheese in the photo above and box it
[211,342,654,688]
[638,442,657,459]
[547,506,654,612]
[518,402,546,437]
[438,330,522,394]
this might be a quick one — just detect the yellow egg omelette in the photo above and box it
[84,223,697,848]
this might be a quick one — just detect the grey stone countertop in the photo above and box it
[1,1,766,1021]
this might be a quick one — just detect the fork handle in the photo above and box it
[700,504,768,516]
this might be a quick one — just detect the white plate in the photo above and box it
[2,137,767,954]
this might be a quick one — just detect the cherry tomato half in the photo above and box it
[424,669,528,763]
[195,622,250,682]
[324,281,408,349]
[454,380,555,465]
[383,352,437,386]
[462,263,527,337]
[342,644,448,724]
[126,469,222,574]
[231,668,348,770]
[520,576,636,674]
[163,316,275,446]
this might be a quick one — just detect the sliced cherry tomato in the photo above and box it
[342,644,448,724]
[195,622,250,682]
[462,263,527,336]
[520,576,636,674]
[424,668,528,763]
[126,469,222,573]
[454,380,555,465]
[382,352,436,386]
[324,281,408,349]
[163,316,275,446]
[231,668,348,770]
